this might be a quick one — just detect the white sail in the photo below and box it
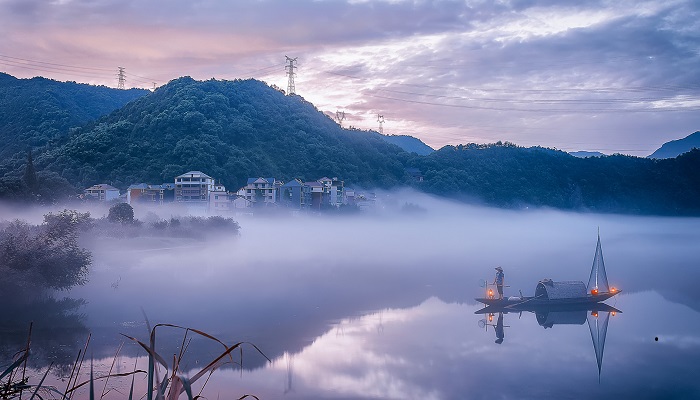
[587,232,610,292]
[587,310,611,382]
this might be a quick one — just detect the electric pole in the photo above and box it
[285,56,297,95]
[117,67,126,90]
[335,110,346,127]
[377,114,385,134]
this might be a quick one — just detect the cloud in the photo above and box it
[0,0,698,154]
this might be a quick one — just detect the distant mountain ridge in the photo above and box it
[380,134,433,155]
[570,151,605,158]
[648,131,700,159]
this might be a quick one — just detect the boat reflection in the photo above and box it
[476,303,621,380]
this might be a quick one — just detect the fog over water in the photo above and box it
[3,190,700,399]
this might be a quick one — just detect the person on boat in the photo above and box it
[493,266,505,300]
[495,312,504,344]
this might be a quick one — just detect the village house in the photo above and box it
[280,179,305,209]
[121,171,362,214]
[237,177,282,206]
[84,184,120,201]
[174,171,215,203]
[127,183,175,205]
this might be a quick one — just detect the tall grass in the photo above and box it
[1,323,269,400]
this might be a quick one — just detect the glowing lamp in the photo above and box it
[610,287,617,293]
[591,311,598,317]
[591,288,599,295]
[488,289,494,298]
[612,312,617,316]
[489,314,493,322]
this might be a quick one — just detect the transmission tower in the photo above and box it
[377,114,385,134]
[335,110,346,127]
[116,67,126,90]
[285,56,297,95]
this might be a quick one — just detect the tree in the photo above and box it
[108,202,134,224]
[23,150,38,193]
[0,211,92,293]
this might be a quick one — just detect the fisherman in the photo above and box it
[495,312,504,344]
[493,266,505,300]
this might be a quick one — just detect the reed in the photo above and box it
[1,323,269,400]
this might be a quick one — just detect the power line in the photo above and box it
[366,93,696,113]
[0,59,110,79]
[0,53,114,72]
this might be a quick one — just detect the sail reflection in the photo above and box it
[476,303,621,380]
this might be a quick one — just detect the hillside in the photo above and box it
[409,143,700,215]
[2,75,699,215]
[648,131,700,159]
[38,77,410,190]
[380,134,434,155]
[0,73,148,160]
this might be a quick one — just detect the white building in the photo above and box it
[237,177,281,206]
[174,171,215,203]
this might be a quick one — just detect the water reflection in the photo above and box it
[476,303,621,381]
[0,295,87,371]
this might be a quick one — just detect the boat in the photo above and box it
[475,232,621,308]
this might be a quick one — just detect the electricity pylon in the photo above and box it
[335,110,346,127]
[117,67,126,89]
[285,56,297,95]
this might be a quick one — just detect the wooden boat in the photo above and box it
[476,232,621,308]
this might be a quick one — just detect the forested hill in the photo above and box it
[409,143,700,215]
[38,77,409,190]
[0,73,148,160]
[5,74,699,215]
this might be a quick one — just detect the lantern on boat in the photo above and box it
[591,288,599,295]
[488,289,494,298]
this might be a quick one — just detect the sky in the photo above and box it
[1,0,699,156]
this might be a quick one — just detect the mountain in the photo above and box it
[648,131,700,159]
[2,75,699,215]
[0,73,149,160]
[38,77,410,190]
[570,151,605,158]
[409,142,700,215]
[380,134,434,155]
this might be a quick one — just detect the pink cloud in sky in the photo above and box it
[1,0,699,155]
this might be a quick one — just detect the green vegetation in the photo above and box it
[409,143,700,215]
[0,72,147,160]
[0,73,698,215]
[0,209,92,294]
[108,202,135,224]
[0,73,147,203]
[38,77,409,190]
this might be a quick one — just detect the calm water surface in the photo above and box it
[7,198,700,399]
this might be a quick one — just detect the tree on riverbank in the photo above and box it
[0,209,92,294]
